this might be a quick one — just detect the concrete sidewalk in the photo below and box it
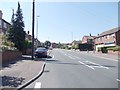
[1,55,45,88]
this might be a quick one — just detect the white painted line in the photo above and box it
[74,56,81,59]
[52,55,55,59]
[79,61,95,70]
[81,53,118,62]
[94,55,118,62]
[86,61,109,69]
[34,82,41,89]
[68,56,75,59]
[64,54,67,56]
[117,79,120,82]
[68,54,72,56]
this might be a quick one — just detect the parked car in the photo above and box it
[34,47,48,58]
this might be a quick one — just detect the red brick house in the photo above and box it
[0,10,11,34]
[94,27,120,51]
[80,35,96,51]
[82,35,96,44]
[51,43,57,48]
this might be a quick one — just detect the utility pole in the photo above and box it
[32,0,35,60]
[36,16,40,49]
[71,32,73,42]
[36,16,40,39]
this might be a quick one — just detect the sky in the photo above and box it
[0,0,119,43]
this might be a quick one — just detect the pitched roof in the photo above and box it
[72,40,82,44]
[99,27,119,37]
[83,36,96,39]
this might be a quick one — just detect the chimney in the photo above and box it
[0,10,3,18]
[90,33,91,36]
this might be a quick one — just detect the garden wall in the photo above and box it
[2,50,22,63]
[108,50,119,55]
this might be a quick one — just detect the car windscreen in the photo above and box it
[36,48,47,52]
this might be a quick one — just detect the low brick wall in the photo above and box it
[26,49,32,55]
[108,50,119,55]
[2,50,22,63]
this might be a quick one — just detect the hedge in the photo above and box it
[107,46,120,51]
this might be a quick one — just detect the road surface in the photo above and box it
[26,49,118,88]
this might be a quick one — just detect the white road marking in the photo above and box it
[80,52,118,62]
[68,54,72,56]
[52,55,54,59]
[86,61,109,69]
[117,79,120,82]
[74,56,81,59]
[34,82,41,89]
[68,56,75,59]
[64,54,67,56]
[79,61,95,70]
[93,55,118,62]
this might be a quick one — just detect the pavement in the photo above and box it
[1,55,45,89]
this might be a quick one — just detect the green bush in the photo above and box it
[107,46,120,51]
[101,47,108,53]
[97,47,101,52]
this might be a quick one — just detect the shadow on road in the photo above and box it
[44,59,117,68]
[2,75,25,87]
[44,59,80,66]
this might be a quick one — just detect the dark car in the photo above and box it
[35,47,48,58]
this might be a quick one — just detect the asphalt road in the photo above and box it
[26,49,118,88]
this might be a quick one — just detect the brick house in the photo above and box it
[82,35,96,44]
[51,43,57,48]
[79,35,96,51]
[94,27,120,51]
[72,40,82,46]
[0,10,11,35]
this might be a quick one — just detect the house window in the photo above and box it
[107,35,110,39]
[0,19,2,26]
[111,34,115,39]
[98,38,101,41]
[4,22,7,29]
[105,36,107,39]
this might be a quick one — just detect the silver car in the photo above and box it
[34,47,48,58]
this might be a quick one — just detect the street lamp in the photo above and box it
[71,32,73,42]
[35,15,40,49]
[31,0,35,60]
[36,15,40,39]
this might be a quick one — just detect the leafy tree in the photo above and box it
[72,45,75,49]
[44,40,51,49]
[57,42,62,48]
[75,44,79,49]
[8,2,26,52]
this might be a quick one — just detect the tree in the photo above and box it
[57,42,62,48]
[44,40,51,49]
[8,9,15,44]
[75,44,79,50]
[8,2,25,52]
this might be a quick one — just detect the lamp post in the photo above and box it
[71,32,73,42]
[36,16,40,39]
[36,16,40,49]
[31,0,35,60]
